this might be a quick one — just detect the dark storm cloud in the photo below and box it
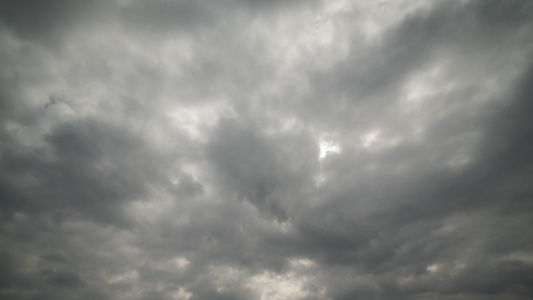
[45,269,85,289]
[206,118,318,222]
[1,0,533,299]
[0,118,167,227]
[285,2,533,297]
[0,0,112,47]
[121,0,218,36]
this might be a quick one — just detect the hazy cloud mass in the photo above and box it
[1,0,533,299]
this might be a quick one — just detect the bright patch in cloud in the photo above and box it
[319,139,340,160]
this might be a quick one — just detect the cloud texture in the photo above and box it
[1,0,533,299]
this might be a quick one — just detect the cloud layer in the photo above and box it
[1,0,533,299]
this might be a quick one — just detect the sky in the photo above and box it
[1,0,533,299]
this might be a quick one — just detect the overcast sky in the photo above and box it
[1,0,533,299]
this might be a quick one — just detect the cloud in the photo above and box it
[1,0,533,299]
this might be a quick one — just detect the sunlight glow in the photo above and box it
[319,140,340,160]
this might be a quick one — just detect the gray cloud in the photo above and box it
[1,0,533,299]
